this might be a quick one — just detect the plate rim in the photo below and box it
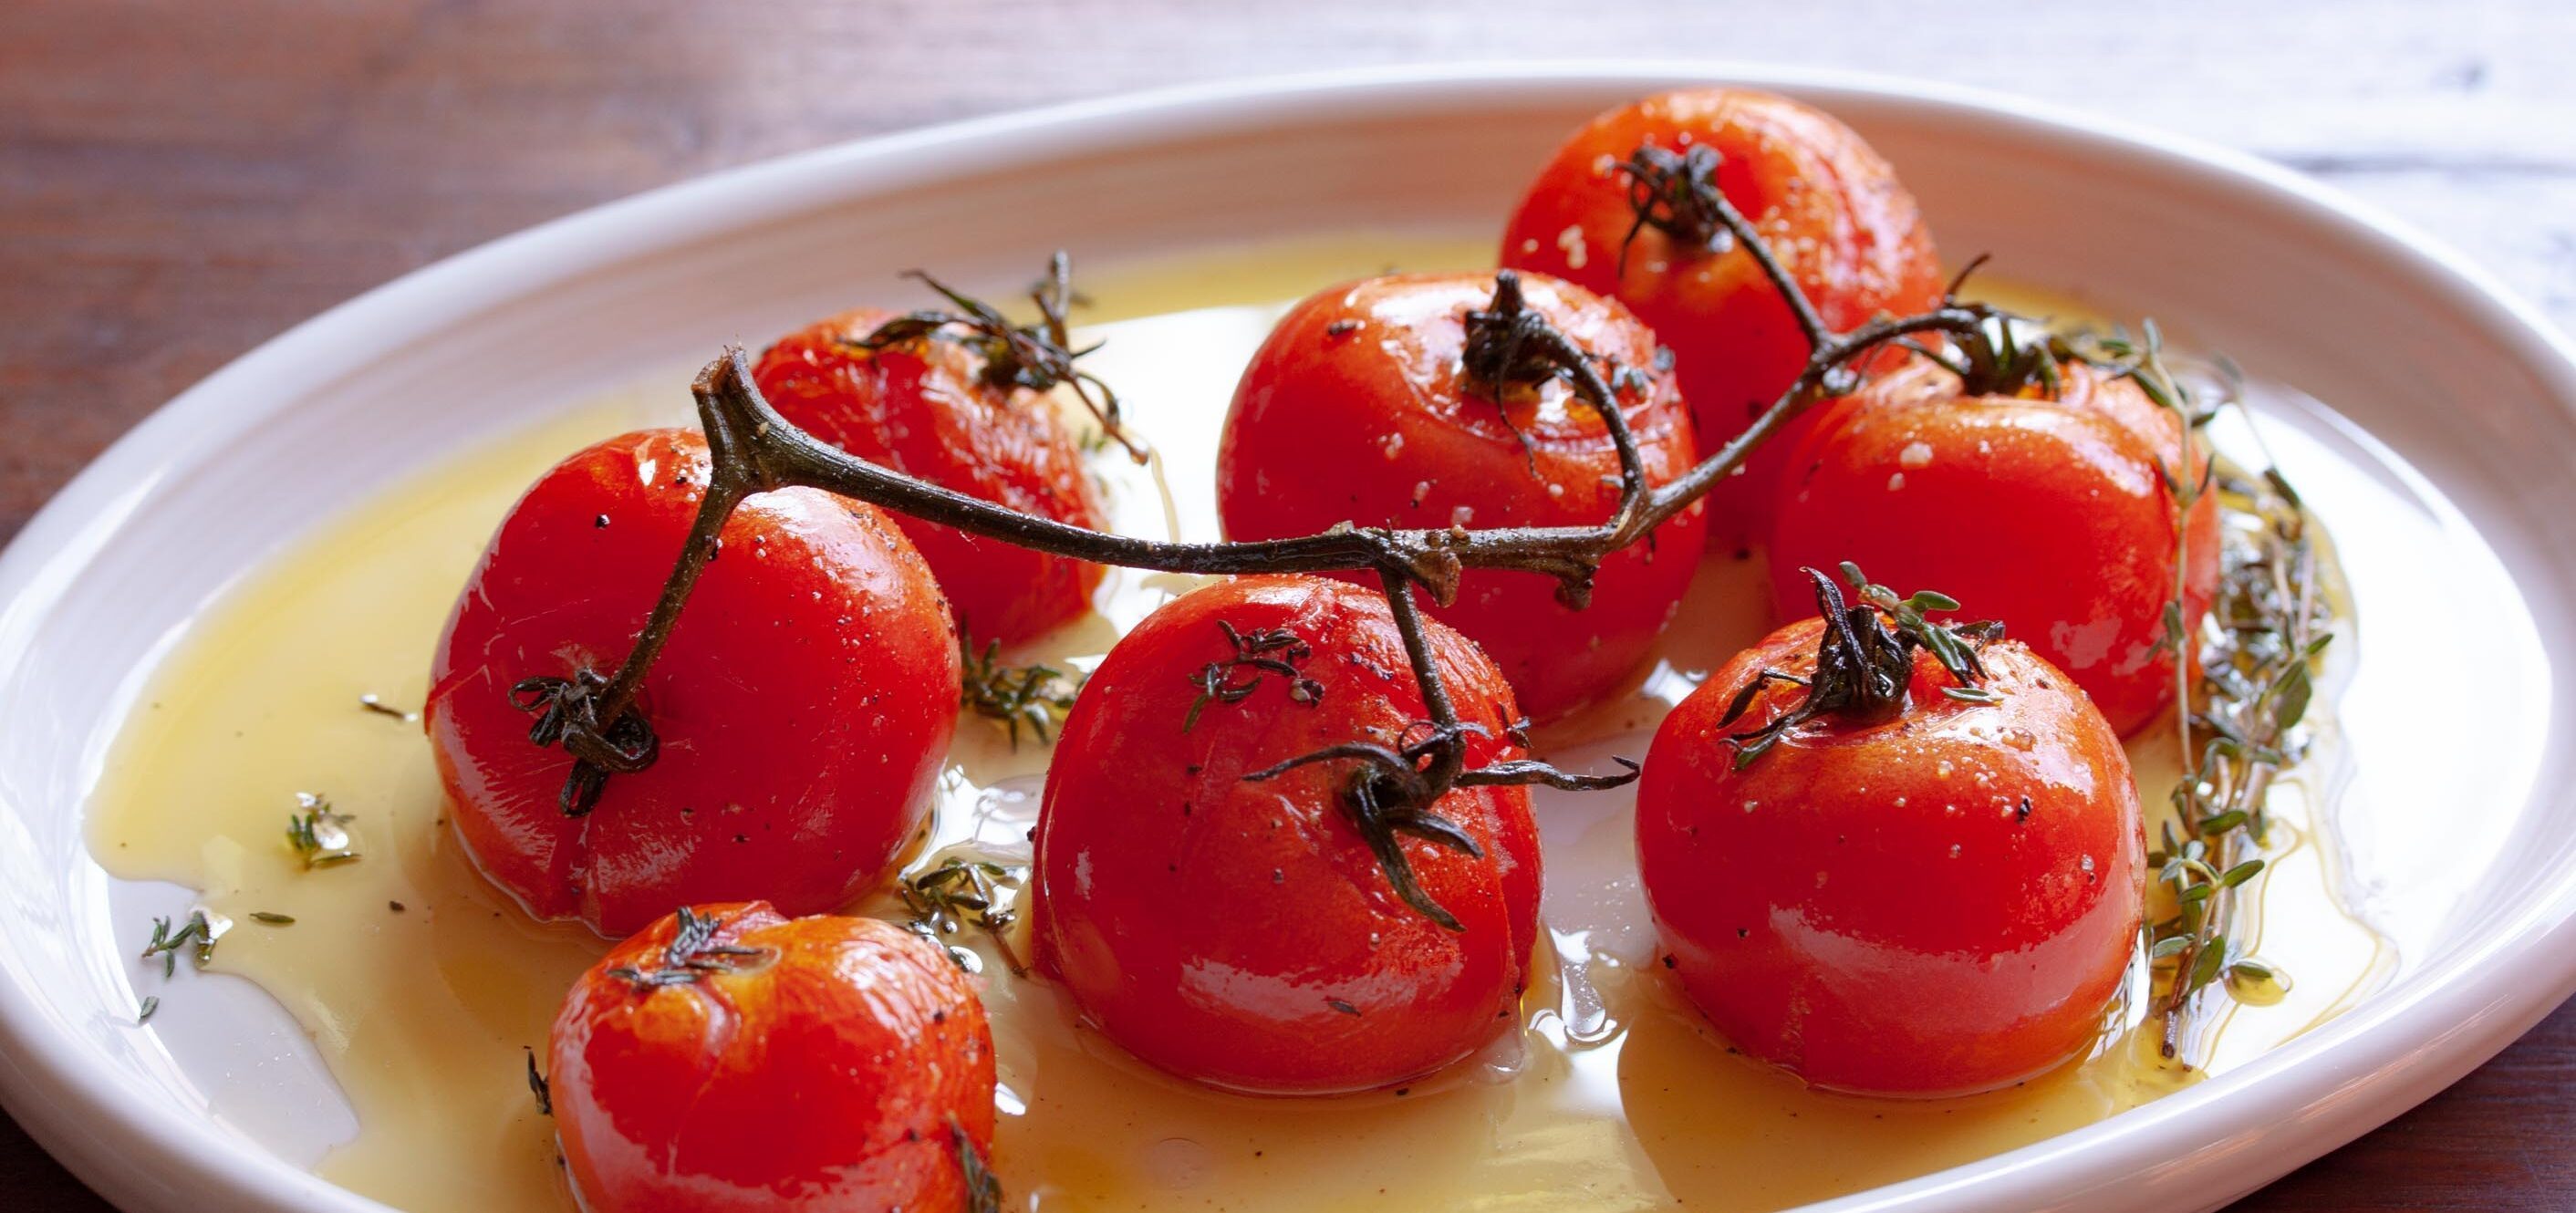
[5,59,2574,1213]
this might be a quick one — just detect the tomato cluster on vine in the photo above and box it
[426,86,2224,1212]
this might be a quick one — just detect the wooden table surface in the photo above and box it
[5,2,2573,1208]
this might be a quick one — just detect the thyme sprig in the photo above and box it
[605,906,771,990]
[900,856,1026,976]
[854,252,1146,463]
[952,1117,1002,1213]
[960,637,1081,749]
[2156,455,2323,1050]
[140,909,223,979]
[1719,565,2002,768]
[1181,620,1323,732]
[2053,324,2325,1055]
[286,793,360,868]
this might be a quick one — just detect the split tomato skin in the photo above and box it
[1768,356,2221,735]
[427,429,959,938]
[1501,88,1944,549]
[754,309,1109,646]
[548,903,996,1213]
[1031,575,1542,1094]
[1215,272,1708,723]
[1636,618,2144,1097]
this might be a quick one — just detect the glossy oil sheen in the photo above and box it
[87,238,2390,1213]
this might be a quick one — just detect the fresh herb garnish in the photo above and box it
[605,906,771,990]
[286,792,360,868]
[951,1116,1002,1213]
[525,1047,552,1116]
[137,996,159,1025]
[249,911,295,926]
[2072,326,2325,1058]
[901,856,1026,976]
[960,637,1080,749]
[140,909,223,979]
[1182,620,1323,732]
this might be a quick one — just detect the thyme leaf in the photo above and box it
[140,908,224,979]
[901,855,1026,977]
[606,906,770,990]
[286,792,360,868]
[960,636,1080,749]
[1182,620,1323,732]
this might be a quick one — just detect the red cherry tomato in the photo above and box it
[1636,584,2144,1096]
[1031,575,1542,1094]
[1501,88,1944,550]
[1216,272,1707,722]
[548,903,996,1213]
[1768,355,2220,735]
[427,429,958,936]
[754,308,1108,646]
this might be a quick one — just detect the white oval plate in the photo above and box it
[6,63,2576,1213]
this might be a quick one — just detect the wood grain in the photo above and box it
[4,2,2572,1208]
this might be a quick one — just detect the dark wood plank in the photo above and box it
[3,3,2571,1209]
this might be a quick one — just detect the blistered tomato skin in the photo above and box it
[1636,617,2145,1097]
[1501,88,1944,550]
[754,309,1109,646]
[426,430,959,937]
[1215,273,1708,722]
[548,904,996,1213]
[1768,356,2221,735]
[1031,575,1542,1094]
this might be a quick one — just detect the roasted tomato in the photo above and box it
[427,430,958,937]
[1501,88,1944,549]
[1636,568,2144,1096]
[1031,575,1542,1094]
[1215,272,1706,722]
[754,307,1108,646]
[548,903,997,1213]
[1769,354,2220,735]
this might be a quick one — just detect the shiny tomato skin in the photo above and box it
[549,903,995,1213]
[1501,88,1945,550]
[1637,618,2143,1096]
[754,309,1108,646]
[427,430,958,937]
[1768,356,2221,736]
[1031,575,1542,1094]
[1215,273,1707,723]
